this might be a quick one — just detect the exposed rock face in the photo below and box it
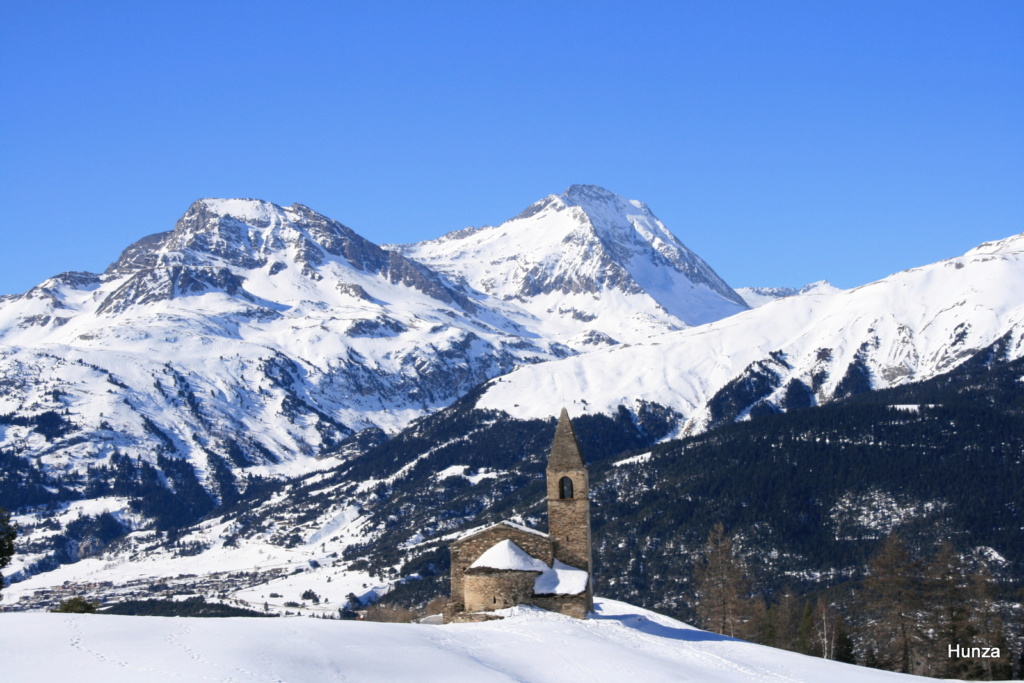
[395,185,749,346]
[103,199,476,313]
[0,198,577,494]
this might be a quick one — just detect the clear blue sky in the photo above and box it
[1,1,1021,295]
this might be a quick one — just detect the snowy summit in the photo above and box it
[394,184,748,346]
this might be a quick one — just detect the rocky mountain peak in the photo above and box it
[964,231,1024,258]
[395,186,748,341]
[559,184,651,217]
[562,183,627,205]
[94,198,478,316]
[105,199,365,276]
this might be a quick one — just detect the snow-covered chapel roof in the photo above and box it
[468,540,590,596]
[534,560,589,596]
[470,540,548,572]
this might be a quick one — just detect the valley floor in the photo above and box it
[2,598,935,682]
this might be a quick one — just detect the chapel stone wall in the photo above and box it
[448,524,553,614]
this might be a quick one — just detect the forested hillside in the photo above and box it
[590,341,1023,677]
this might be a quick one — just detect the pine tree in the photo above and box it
[765,587,801,651]
[692,523,762,640]
[52,596,99,613]
[856,534,926,674]
[923,541,971,678]
[967,562,1012,680]
[0,507,16,599]
[798,600,813,654]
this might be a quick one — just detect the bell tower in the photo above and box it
[546,408,593,606]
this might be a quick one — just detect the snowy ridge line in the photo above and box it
[0,598,937,682]
[476,231,1024,429]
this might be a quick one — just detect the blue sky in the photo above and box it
[1,1,1021,295]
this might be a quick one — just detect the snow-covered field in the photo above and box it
[2,598,933,682]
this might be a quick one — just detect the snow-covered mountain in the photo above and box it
[0,198,574,479]
[0,187,743,486]
[475,232,1024,434]
[0,188,750,592]
[393,184,748,347]
[736,280,840,308]
[4,188,1024,650]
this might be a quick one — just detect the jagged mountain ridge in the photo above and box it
[392,184,748,347]
[474,231,1024,434]
[101,199,478,314]
[0,197,571,486]
[0,187,743,486]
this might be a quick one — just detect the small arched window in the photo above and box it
[559,476,574,499]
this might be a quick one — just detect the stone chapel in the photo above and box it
[444,408,593,622]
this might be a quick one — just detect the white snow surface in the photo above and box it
[736,280,840,308]
[469,539,549,572]
[0,598,933,683]
[478,231,1024,431]
[394,184,748,347]
[434,464,500,485]
[533,559,589,595]
[451,520,550,543]
[613,451,653,467]
[467,542,589,595]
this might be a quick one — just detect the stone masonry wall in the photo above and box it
[448,524,553,613]
[531,594,589,620]
[547,469,593,573]
[464,570,538,612]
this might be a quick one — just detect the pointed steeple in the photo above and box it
[547,408,585,470]
[545,408,593,604]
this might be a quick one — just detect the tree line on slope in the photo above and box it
[0,507,15,599]
[590,353,1024,612]
[690,523,1019,680]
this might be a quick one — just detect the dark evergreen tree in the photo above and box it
[52,596,98,613]
[798,600,813,655]
[764,587,802,651]
[0,507,15,598]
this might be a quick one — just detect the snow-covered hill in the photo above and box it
[736,280,840,308]
[476,232,1024,434]
[394,184,748,347]
[2,598,932,683]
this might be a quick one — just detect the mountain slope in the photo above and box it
[736,280,840,308]
[474,231,1024,433]
[0,198,570,489]
[394,184,748,347]
[3,192,1023,666]
[0,189,748,590]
